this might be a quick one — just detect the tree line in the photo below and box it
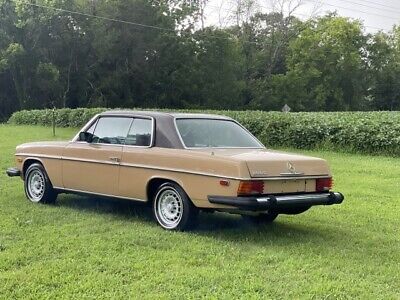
[1,0,400,121]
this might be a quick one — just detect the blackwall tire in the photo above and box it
[153,182,198,231]
[24,163,57,204]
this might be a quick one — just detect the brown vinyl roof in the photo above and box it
[101,110,231,120]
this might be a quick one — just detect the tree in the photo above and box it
[191,28,245,109]
[0,0,397,120]
[367,29,400,110]
[242,12,303,109]
[276,15,368,111]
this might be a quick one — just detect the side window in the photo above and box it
[92,117,132,145]
[125,118,153,147]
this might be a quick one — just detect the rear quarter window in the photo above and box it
[125,118,153,147]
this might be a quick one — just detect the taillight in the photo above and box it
[316,178,333,192]
[237,180,264,196]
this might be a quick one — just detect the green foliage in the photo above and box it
[8,108,400,155]
[0,125,399,298]
[276,15,368,111]
[2,1,400,122]
[367,29,400,110]
[0,42,25,70]
[3,0,400,126]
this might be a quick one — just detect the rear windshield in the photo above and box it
[175,118,263,148]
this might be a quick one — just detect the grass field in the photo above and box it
[0,124,399,299]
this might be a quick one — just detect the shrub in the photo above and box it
[8,108,400,155]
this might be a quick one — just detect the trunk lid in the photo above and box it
[240,150,330,178]
[192,148,331,194]
[194,148,331,178]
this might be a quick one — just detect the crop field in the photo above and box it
[9,108,400,155]
[0,124,399,298]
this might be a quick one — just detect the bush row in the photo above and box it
[8,108,400,155]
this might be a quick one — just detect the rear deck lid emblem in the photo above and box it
[287,162,296,174]
[280,162,305,176]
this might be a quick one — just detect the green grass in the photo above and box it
[0,124,399,299]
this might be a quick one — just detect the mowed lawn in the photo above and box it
[0,124,399,299]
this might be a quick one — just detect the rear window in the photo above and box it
[175,118,263,148]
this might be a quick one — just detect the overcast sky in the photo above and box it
[204,0,400,33]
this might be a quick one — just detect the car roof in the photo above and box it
[100,110,232,120]
[170,112,232,120]
[96,110,235,149]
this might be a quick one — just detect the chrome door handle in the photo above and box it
[109,157,120,162]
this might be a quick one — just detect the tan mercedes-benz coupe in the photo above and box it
[7,111,344,230]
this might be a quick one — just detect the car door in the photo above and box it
[118,117,154,200]
[62,116,133,196]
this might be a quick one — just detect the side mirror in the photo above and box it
[79,132,93,143]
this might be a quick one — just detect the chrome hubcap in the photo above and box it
[27,170,45,202]
[156,188,183,228]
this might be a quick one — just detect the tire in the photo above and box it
[152,182,199,231]
[24,163,57,204]
[242,211,279,224]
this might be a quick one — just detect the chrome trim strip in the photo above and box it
[68,142,124,148]
[16,153,119,166]
[62,156,119,165]
[120,162,329,181]
[279,172,306,176]
[16,153,329,181]
[69,141,154,149]
[256,193,333,203]
[119,162,235,178]
[173,117,265,150]
[53,187,146,202]
[16,153,61,159]
[267,175,328,180]
[15,153,330,180]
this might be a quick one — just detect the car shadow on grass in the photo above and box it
[56,194,154,222]
[194,211,345,245]
[56,194,344,246]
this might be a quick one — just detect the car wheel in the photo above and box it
[242,211,279,224]
[24,163,57,204]
[153,182,198,231]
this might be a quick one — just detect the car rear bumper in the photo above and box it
[208,192,344,211]
[6,167,21,177]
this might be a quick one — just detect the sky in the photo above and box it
[204,0,400,33]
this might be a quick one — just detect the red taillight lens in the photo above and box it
[237,181,264,196]
[316,178,333,192]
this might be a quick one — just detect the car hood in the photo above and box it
[192,148,330,178]
[16,141,69,155]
